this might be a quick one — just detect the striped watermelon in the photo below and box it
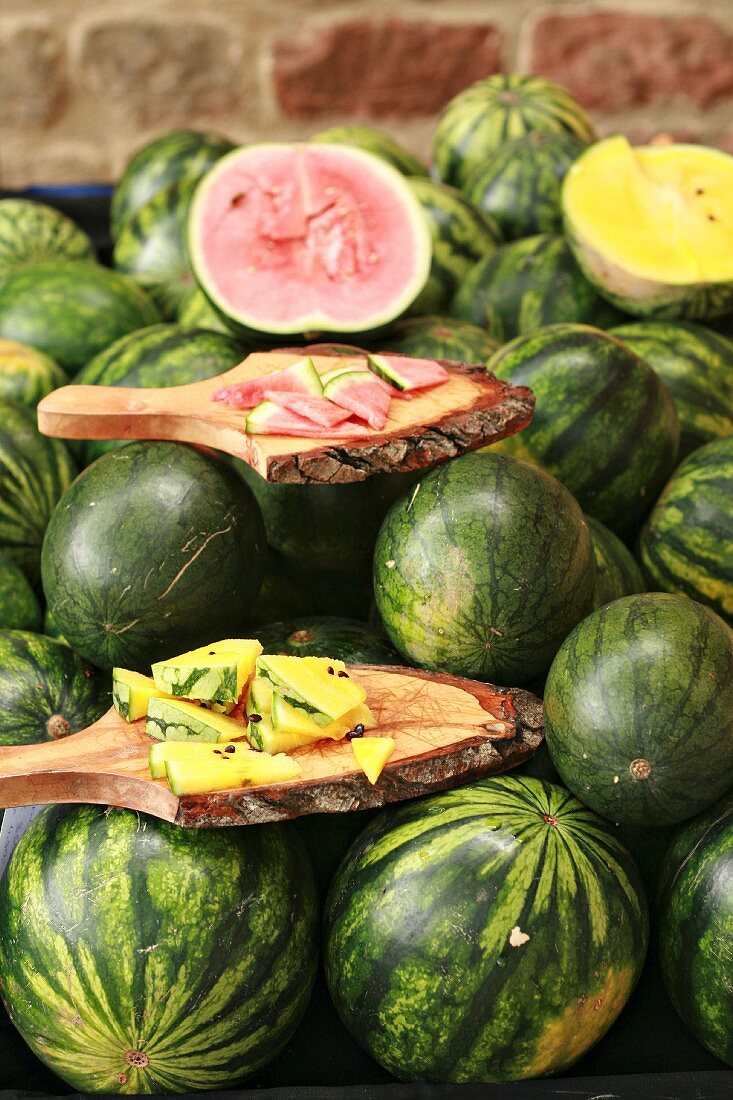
[311,125,428,177]
[177,286,239,335]
[0,804,318,1092]
[586,516,645,609]
[432,74,596,189]
[0,553,42,632]
[0,199,95,283]
[0,339,66,407]
[256,615,399,663]
[638,438,732,623]
[378,315,499,362]
[451,235,625,343]
[488,324,680,533]
[324,775,648,1082]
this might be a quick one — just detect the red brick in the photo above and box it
[529,11,733,112]
[274,19,502,118]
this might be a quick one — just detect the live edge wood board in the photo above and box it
[0,666,543,827]
[36,351,535,484]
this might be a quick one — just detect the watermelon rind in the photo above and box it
[585,515,645,610]
[0,553,42,632]
[378,315,499,362]
[0,339,67,407]
[0,199,95,284]
[311,124,428,177]
[256,615,400,663]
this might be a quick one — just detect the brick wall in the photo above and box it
[2,0,733,188]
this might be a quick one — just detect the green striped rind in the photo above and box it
[451,235,625,343]
[0,804,318,1092]
[0,262,161,374]
[488,324,680,532]
[0,199,95,283]
[544,593,733,827]
[0,552,42,631]
[324,775,648,1082]
[586,516,645,610]
[406,179,501,315]
[73,323,246,464]
[146,696,226,742]
[41,442,266,671]
[464,131,587,241]
[0,631,109,745]
[432,73,596,189]
[256,615,399,663]
[373,452,596,686]
[0,399,76,585]
[378,315,499,362]
[638,438,733,623]
[152,661,238,705]
[0,339,67,407]
[311,125,428,177]
[111,129,235,240]
[177,286,236,335]
[658,793,733,1065]
[610,321,733,458]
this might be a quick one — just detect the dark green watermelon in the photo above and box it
[406,178,501,315]
[73,324,247,464]
[111,129,235,239]
[658,792,733,1066]
[0,262,161,373]
[0,553,42,632]
[41,441,266,671]
[488,324,680,533]
[464,131,587,241]
[324,775,647,1082]
[611,321,733,458]
[451,235,625,342]
[432,73,596,189]
[42,605,66,644]
[0,199,95,283]
[0,803,318,1092]
[0,631,109,744]
[311,125,428,177]
[250,550,373,626]
[377,315,499,362]
[256,616,400,663]
[0,399,76,585]
[544,593,733,827]
[638,438,732,624]
[373,452,596,686]
[586,515,645,609]
[0,339,66,407]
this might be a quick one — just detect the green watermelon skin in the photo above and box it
[0,631,109,744]
[256,616,400,663]
[250,551,373,625]
[0,340,67,407]
[373,452,596,686]
[110,129,235,240]
[638,438,733,624]
[610,321,733,458]
[0,262,161,373]
[177,285,238,335]
[73,324,247,464]
[0,553,42,632]
[42,605,66,644]
[0,199,95,283]
[658,793,733,1066]
[324,775,648,1082]
[378,315,499,362]
[432,73,596,189]
[0,399,77,586]
[42,441,266,671]
[464,131,587,241]
[311,125,428,177]
[586,516,645,609]
[544,593,733,827]
[406,178,501,315]
[451,235,625,343]
[488,324,680,533]
[0,804,318,1093]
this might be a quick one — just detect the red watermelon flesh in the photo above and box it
[188,143,432,336]
[262,390,353,427]
[368,353,450,391]
[322,370,392,430]
[245,400,370,438]
[212,357,323,409]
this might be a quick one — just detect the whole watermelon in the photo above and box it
[311,125,428,177]
[378,315,499,362]
[0,339,66,407]
[373,452,596,686]
[488,325,680,533]
[544,593,733,827]
[432,73,595,189]
[0,631,108,744]
[177,285,237,335]
[325,775,648,1082]
[0,553,42,632]
[0,804,318,1093]
[256,615,400,663]
[639,438,732,624]
[42,441,266,670]
[0,399,76,585]
[0,262,161,373]
[0,199,94,283]
[658,792,733,1066]
[250,550,373,626]
[586,515,645,609]
[451,236,624,343]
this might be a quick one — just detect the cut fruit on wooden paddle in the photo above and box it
[0,664,543,826]
[36,350,535,484]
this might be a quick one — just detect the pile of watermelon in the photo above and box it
[0,70,730,1093]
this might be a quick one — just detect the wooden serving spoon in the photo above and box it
[0,666,542,827]
[36,351,534,484]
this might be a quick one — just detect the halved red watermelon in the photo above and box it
[188,143,432,337]
[245,401,370,438]
[322,370,392,430]
[368,353,450,391]
[262,390,353,427]
[213,356,322,409]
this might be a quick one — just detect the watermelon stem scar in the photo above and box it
[125,1051,149,1068]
